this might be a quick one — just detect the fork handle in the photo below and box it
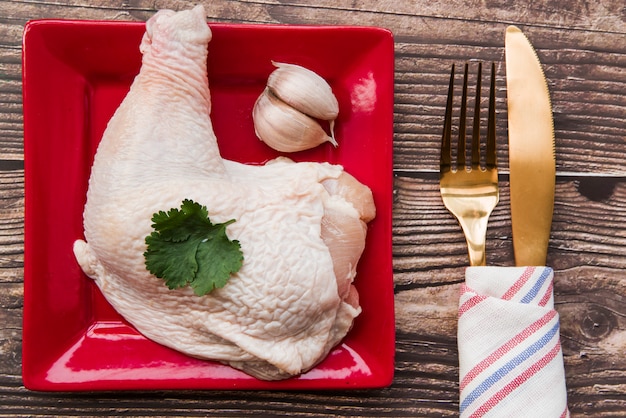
[467,242,486,267]
[458,217,488,266]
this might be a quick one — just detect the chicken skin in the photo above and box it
[73,5,375,380]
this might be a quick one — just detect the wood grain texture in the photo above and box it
[1,0,625,416]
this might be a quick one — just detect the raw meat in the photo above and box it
[73,5,375,380]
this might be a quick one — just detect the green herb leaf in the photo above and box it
[144,199,243,296]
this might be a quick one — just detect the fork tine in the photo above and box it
[440,64,455,172]
[486,62,497,168]
[457,63,469,168]
[471,62,482,168]
[439,61,499,267]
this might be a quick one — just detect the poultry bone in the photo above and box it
[73,5,375,381]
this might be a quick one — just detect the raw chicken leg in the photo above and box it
[73,5,375,380]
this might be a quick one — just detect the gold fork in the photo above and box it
[440,62,499,266]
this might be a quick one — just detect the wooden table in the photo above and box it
[1,0,624,415]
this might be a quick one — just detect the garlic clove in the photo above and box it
[253,88,337,153]
[267,62,339,122]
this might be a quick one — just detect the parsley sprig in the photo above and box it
[144,199,243,296]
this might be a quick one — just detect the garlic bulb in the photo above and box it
[253,88,337,153]
[253,62,339,152]
[267,62,339,121]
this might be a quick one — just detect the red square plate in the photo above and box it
[22,19,395,391]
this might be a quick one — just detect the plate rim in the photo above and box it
[22,18,395,391]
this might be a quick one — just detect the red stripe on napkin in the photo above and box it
[459,309,558,391]
[468,340,563,417]
[501,266,535,300]
[458,290,487,317]
[538,279,554,307]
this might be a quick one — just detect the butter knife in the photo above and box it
[505,26,556,266]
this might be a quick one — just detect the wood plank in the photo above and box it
[0,169,22,283]
[1,1,625,172]
[0,0,624,416]
[1,172,624,414]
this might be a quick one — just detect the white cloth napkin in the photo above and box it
[458,266,569,417]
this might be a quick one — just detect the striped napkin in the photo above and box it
[458,266,569,417]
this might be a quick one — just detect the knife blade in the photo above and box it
[505,26,556,266]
